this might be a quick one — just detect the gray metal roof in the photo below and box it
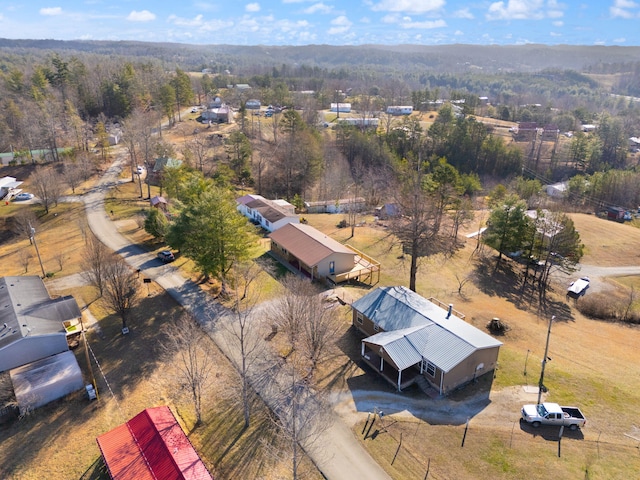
[0,277,79,349]
[353,286,502,372]
[364,326,426,370]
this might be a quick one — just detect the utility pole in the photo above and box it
[537,315,555,404]
[29,222,46,277]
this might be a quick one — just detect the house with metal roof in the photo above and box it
[0,276,82,373]
[351,286,502,395]
[236,194,298,233]
[97,406,213,480]
[269,223,380,285]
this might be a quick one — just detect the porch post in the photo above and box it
[361,342,365,356]
[398,369,402,391]
[380,356,384,371]
[439,371,444,395]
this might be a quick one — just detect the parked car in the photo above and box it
[14,192,34,201]
[136,165,144,174]
[157,250,175,262]
[521,402,586,430]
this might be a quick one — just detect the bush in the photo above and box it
[576,292,640,324]
[336,219,348,228]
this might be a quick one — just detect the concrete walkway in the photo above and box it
[82,153,391,480]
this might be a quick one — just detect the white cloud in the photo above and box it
[454,30,464,36]
[453,8,474,19]
[328,15,352,35]
[610,0,640,18]
[167,14,204,27]
[40,7,62,16]
[126,10,156,22]
[371,0,445,14]
[486,0,565,20]
[245,3,260,12]
[397,17,446,29]
[486,0,545,20]
[553,20,564,26]
[303,3,334,14]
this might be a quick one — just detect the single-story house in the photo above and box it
[0,276,82,373]
[338,118,379,129]
[246,99,261,110]
[386,106,413,115]
[201,105,231,123]
[304,197,366,214]
[541,124,559,141]
[0,176,23,200]
[330,103,352,113]
[236,194,298,232]
[514,122,538,142]
[269,223,380,284]
[351,286,502,395]
[97,405,213,480]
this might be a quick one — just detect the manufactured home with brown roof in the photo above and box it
[269,223,379,284]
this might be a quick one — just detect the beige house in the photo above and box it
[269,223,379,284]
[351,286,502,395]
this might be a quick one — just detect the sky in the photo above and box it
[1,1,639,47]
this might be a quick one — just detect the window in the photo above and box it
[356,312,363,325]
[423,360,436,377]
[374,323,380,332]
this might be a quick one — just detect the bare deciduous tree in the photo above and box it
[18,249,32,273]
[82,235,109,296]
[62,159,84,194]
[31,166,63,214]
[11,208,39,245]
[223,260,269,428]
[267,275,339,375]
[53,251,67,271]
[102,254,139,331]
[161,313,215,426]
[269,361,331,480]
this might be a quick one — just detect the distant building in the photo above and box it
[386,106,413,116]
[245,99,261,110]
[330,103,351,113]
[582,124,597,132]
[337,118,379,129]
[304,197,366,214]
[542,124,560,141]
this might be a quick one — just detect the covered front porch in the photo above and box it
[361,344,420,391]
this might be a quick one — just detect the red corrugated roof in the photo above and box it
[97,406,213,480]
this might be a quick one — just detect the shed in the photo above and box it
[386,106,413,115]
[567,277,590,299]
[352,286,502,394]
[97,406,213,480]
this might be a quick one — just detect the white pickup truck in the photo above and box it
[521,402,586,430]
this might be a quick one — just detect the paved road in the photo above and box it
[82,153,391,480]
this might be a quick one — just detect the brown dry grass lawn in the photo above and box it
[303,212,640,479]
[4,146,640,479]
